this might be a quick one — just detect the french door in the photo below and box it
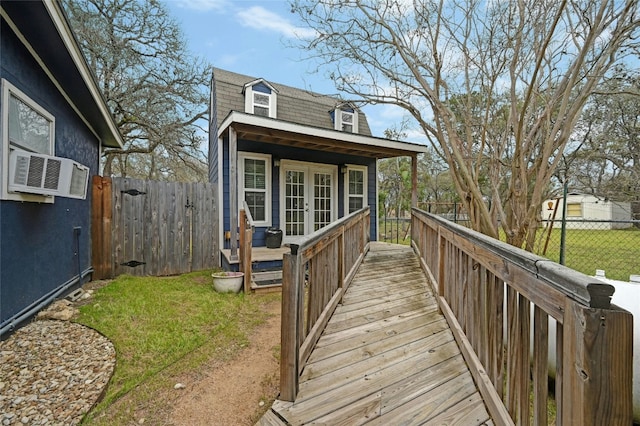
[281,161,336,241]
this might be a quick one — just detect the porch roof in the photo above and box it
[218,111,429,159]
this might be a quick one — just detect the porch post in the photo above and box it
[229,126,238,261]
[411,154,418,207]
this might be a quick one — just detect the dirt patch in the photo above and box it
[8,282,282,425]
[100,298,282,425]
[167,300,281,425]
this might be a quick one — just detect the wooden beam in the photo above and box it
[232,123,414,158]
[229,126,238,261]
[411,154,418,207]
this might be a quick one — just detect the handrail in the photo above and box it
[242,200,255,232]
[411,207,633,425]
[280,207,370,401]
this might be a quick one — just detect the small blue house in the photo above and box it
[209,68,427,285]
[0,1,123,335]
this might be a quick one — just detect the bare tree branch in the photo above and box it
[291,0,639,249]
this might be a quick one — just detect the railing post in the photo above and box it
[280,247,303,402]
[562,300,633,425]
[229,127,238,261]
[239,209,252,293]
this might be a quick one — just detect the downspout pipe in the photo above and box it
[0,267,93,338]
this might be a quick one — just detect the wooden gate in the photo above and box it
[92,176,219,278]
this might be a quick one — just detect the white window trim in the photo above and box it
[238,152,272,227]
[334,107,359,133]
[244,84,277,119]
[1,78,55,203]
[344,164,367,214]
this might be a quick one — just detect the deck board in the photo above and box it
[265,242,492,425]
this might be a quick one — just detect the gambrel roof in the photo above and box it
[212,68,373,136]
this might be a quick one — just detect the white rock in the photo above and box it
[173,383,186,390]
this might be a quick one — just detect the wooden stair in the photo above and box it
[251,269,282,293]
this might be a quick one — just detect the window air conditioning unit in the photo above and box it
[8,150,90,200]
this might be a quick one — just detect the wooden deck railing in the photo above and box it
[411,208,633,425]
[280,207,370,401]
[239,202,254,292]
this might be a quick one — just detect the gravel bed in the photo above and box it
[0,320,115,425]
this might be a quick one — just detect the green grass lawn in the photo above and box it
[378,218,412,245]
[76,270,280,423]
[385,216,639,281]
[534,227,640,281]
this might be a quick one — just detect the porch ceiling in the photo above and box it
[219,111,429,159]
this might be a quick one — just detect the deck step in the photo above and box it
[252,270,282,287]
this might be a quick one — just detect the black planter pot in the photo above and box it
[265,228,283,249]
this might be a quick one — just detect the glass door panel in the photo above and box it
[284,170,306,237]
[313,172,332,231]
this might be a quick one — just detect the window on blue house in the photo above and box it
[333,106,359,133]
[1,78,55,203]
[244,80,277,119]
[239,152,271,226]
[253,92,271,117]
[345,166,367,214]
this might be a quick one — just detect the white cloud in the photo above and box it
[172,0,228,11]
[217,53,241,67]
[236,6,316,38]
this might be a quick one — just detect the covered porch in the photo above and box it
[217,111,428,287]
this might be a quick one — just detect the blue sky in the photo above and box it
[163,0,417,141]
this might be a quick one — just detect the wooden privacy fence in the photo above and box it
[280,207,370,401]
[92,176,218,278]
[411,207,633,425]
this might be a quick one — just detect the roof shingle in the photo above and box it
[212,68,372,136]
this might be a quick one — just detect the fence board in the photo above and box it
[91,176,112,279]
[91,177,218,278]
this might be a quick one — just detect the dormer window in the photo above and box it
[244,79,277,118]
[253,92,270,117]
[333,105,359,133]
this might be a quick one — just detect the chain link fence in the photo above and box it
[379,202,640,282]
[536,219,640,282]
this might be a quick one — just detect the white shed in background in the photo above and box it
[542,193,632,229]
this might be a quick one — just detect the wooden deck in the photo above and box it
[259,243,492,425]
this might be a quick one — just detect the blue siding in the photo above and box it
[221,137,378,248]
[1,19,100,330]
[222,139,230,247]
